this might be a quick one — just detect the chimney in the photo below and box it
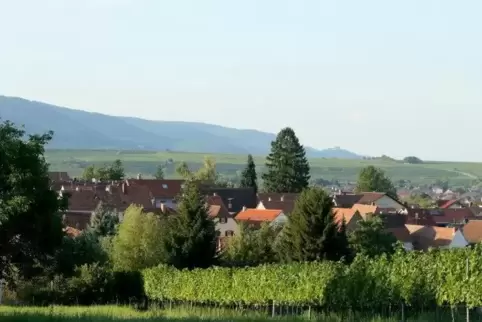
[75,186,80,192]
[213,192,217,196]
[105,185,111,193]
[160,203,165,213]
[268,197,272,202]
[122,183,126,194]
[151,198,155,207]
[280,196,284,202]
[242,206,247,212]
[137,173,142,180]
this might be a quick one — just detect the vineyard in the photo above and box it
[143,245,482,310]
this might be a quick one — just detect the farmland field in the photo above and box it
[45,149,482,186]
[0,305,471,322]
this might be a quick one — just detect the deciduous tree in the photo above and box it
[348,216,397,258]
[262,127,310,193]
[0,121,65,279]
[355,166,397,197]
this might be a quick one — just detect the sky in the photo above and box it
[0,0,481,161]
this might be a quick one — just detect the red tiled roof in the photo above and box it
[258,200,296,214]
[462,220,482,244]
[430,208,475,225]
[333,208,361,225]
[386,226,412,243]
[235,209,283,222]
[405,224,456,250]
[206,195,231,218]
[439,199,461,209]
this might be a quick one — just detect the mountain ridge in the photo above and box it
[0,95,362,158]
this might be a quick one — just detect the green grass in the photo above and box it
[0,305,475,322]
[44,149,482,186]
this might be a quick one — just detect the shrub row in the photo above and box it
[144,245,482,308]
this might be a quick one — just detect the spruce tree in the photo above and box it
[240,154,258,193]
[164,181,217,269]
[262,127,310,193]
[88,201,119,237]
[277,187,349,262]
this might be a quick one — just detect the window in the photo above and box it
[162,184,168,189]
[225,230,234,237]
[219,217,227,224]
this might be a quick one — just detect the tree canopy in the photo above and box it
[262,127,310,193]
[82,159,125,181]
[88,202,119,238]
[240,154,258,193]
[154,165,165,179]
[348,216,397,258]
[403,156,423,164]
[277,187,349,262]
[0,120,65,279]
[355,166,397,197]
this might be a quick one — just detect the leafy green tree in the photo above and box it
[277,187,349,262]
[111,205,166,272]
[176,157,227,186]
[0,121,65,279]
[88,202,119,238]
[221,222,278,267]
[164,182,217,269]
[403,156,423,164]
[82,165,97,181]
[355,166,397,197]
[240,154,258,193]
[348,216,397,258]
[107,159,125,180]
[154,165,165,179]
[262,127,310,193]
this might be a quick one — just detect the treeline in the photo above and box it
[144,246,482,309]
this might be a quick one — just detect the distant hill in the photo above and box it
[0,96,362,158]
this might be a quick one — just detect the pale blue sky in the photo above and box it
[1,0,481,161]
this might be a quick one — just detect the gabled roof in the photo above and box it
[439,199,463,209]
[461,220,482,244]
[332,208,362,225]
[201,188,257,214]
[235,209,283,222]
[258,200,296,214]
[126,179,185,199]
[386,226,412,243]
[405,224,457,250]
[351,204,378,218]
[332,193,363,208]
[430,208,475,225]
[257,193,299,203]
[206,195,230,218]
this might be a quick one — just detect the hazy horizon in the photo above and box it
[1,1,481,161]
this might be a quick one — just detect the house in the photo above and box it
[235,208,287,227]
[206,194,238,237]
[405,208,437,226]
[461,220,482,245]
[428,208,475,227]
[125,179,185,209]
[405,224,468,250]
[332,208,364,232]
[200,187,257,215]
[256,199,296,215]
[386,226,413,251]
[356,192,406,211]
[437,199,465,209]
[332,192,363,208]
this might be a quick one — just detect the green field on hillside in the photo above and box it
[44,149,482,186]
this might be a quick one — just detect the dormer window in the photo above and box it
[162,184,168,189]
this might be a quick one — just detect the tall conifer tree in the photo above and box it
[240,154,258,193]
[277,187,349,262]
[262,127,310,193]
[164,181,217,269]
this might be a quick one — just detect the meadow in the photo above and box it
[45,149,482,186]
[0,305,475,322]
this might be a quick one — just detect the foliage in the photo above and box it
[277,188,350,262]
[111,205,166,272]
[403,156,423,164]
[176,157,227,186]
[240,154,258,194]
[144,245,482,309]
[88,202,120,238]
[262,127,310,193]
[355,166,397,197]
[221,222,278,267]
[163,182,217,269]
[0,120,65,280]
[82,159,125,181]
[402,193,435,208]
[348,216,397,258]
[154,165,165,179]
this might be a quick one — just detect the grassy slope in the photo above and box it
[45,149,482,186]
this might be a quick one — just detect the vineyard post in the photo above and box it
[0,279,4,305]
[401,302,405,322]
[271,301,275,318]
[308,305,311,320]
[466,256,470,322]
